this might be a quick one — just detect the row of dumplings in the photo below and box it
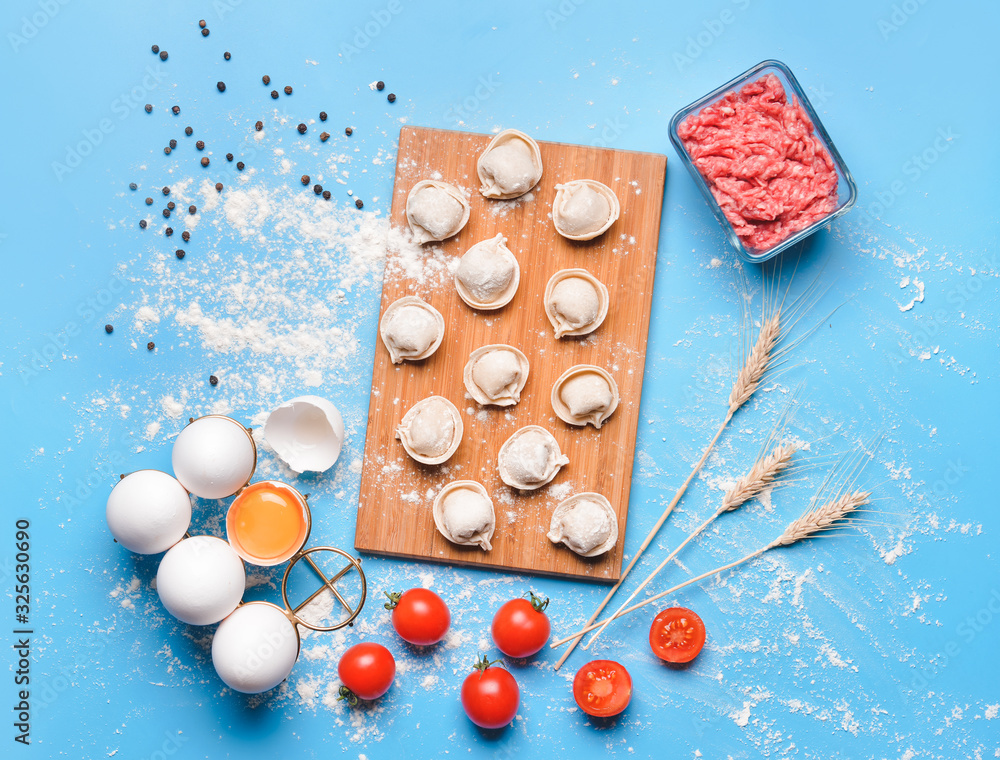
[406,129,621,244]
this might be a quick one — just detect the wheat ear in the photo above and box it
[582,441,796,650]
[550,488,871,649]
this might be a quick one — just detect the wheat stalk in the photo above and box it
[551,488,871,650]
[583,441,796,650]
[552,271,803,671]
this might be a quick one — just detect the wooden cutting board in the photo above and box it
[355,126,667,582]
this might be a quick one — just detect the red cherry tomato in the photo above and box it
[337,643,395,703]
[572,660,632,718]
[649,607,706,663]
[384,588,450,646]
[491,591,550,658]
[460,655,519,729]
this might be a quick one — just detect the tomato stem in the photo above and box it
[336,685,359,707]
[383,590,402,611]
[472,653,505,673]
[528,590,550,613]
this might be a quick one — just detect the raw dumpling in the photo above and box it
[551,365,619,428]
[454,234,520,310]
[544,269,609,339]
[464,345,529,407]
[406,180,471,244]
[379,296,445,364]
[547,493,618,557]
[552,179,620,241]
[396,396,463,465]
[433,480,495,551]
[498,426,569,490]
[477,129,543,200]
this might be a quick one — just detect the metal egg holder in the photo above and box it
[105,414,367,694]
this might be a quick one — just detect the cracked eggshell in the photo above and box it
[379,296,445,364]
[454,234,521,311]
[405,179,471,244]
[477,129,543,200]
[544,268,610,339]
[396,396,464,465]
[463,344,530,407]
[106,469,192,554]
[432,480,495,551]
[551,179,620,241]
[172,415,257,500]
[497,425,569,491]
[156,536,246,626]
[264,396,345,474]
[551,365,620,429]
[547,492,618,557]
[212,602,300,694]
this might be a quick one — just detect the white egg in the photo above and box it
[212,602,299,694]
[156,536,246,626]
[172,416,257,499]
[106,470,191,554]
[263,396,345,474]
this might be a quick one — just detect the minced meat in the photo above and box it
[678,74,839,253]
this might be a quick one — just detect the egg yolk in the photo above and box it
[228,482,307,561]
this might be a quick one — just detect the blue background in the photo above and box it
[2,1,998,758]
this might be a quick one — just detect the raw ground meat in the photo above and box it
[678,74,839,253]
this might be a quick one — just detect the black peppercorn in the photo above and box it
[165,227,173,236]
[255,120,263,131]
[189,205,197,214]
[313,184,322,195]
[284,85,292,95]
[345,127,353,136]
[198,19,206,28]
[196,140,205,150]
[224,51,231,60]
[301,175,310,185]
[145,197,153,205]
[151,44,159,53]
[169,139,177,149]
[105,324,114,334]
[376,81,385,91]
[145,104,153,113]
[387,93,396,103]
[201,28,209,37]
[162,186,170,196]
[129,182,137,190]
[201,157,210,167]
[226,153,234,162]
[270,90,279,99]
[320,132,330,142]
[181,231,190,242]
[147,341,155,351]
[262,74,270,84]
[297,123,307,134]
[319,111,328,121]
[167,201,175,210]
[236,161,245,170]
[209,375,219,386]
[185,126,193,136]
[355,198,364,209]
[162,208,170,218]
[159,50,168,61]
[322,190,331,200]
[215,182,223,192]
[171,105,180,115]
[163,147,172,155]
[175,249,185,259]
[139,219,147,229]
[217,81,226,92]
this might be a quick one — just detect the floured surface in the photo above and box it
[356,127,667,581]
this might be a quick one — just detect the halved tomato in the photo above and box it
[649,606,706,663]
[572,660,632,717]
